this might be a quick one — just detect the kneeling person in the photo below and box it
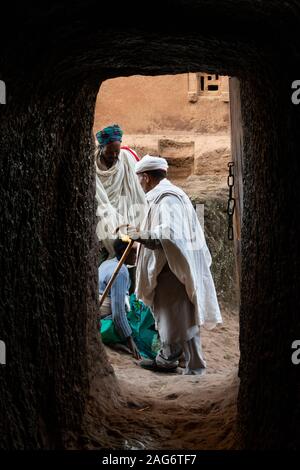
[98,238,141,360]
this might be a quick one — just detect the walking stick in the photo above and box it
[99,237,134,308]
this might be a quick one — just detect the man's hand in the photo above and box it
[114,223,129,235]
[115,224,141,240]
[127,336,142,360]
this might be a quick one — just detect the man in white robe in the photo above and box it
[95,124,147,259]
[126,155,222,375]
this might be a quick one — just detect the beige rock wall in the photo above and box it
[94,74,230,135]
[121,133,231,192]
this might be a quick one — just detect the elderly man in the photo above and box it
[95,124,147,260]
[126,155,222,375]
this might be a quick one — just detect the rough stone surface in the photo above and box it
[1,0,300,450]
[119,133,231,182]
[93,74,230,134]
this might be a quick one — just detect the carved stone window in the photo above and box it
[198,73,221,95]
[187,72,229,102]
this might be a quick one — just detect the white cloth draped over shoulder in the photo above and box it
[135,178,222,330]
[95,148,147,255]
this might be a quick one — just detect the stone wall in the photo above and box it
[94,74,230,134]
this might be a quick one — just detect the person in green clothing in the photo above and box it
[99,238,160,360]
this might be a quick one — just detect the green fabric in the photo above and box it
[100,293,160,359]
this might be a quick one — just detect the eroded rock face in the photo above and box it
[93,74,230,134]
[1,0,300,450]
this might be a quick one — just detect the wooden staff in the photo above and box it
[99,237,134,308]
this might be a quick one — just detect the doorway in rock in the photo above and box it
[93,73,240,450]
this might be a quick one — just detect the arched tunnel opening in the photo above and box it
[0,1,300,452]
[91,73,239,450]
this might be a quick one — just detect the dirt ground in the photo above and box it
[84,304,239,450]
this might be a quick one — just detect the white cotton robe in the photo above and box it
[95,148,147,256]
[135,178,222,342]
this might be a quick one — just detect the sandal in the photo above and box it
[139,358,178,373]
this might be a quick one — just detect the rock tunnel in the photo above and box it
[0,0,300,450]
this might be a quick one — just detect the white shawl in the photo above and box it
[95,148,147,255]
[135,178,222,329]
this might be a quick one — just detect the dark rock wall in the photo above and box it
[0,80,114,448]
[239,72,300,449]
[191,195,238,308]
[1,0,300,449]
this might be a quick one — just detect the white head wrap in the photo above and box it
[135,154,168,174]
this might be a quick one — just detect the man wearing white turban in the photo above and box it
[127,155,222,374]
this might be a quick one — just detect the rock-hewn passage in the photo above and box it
[1,1,300,450]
